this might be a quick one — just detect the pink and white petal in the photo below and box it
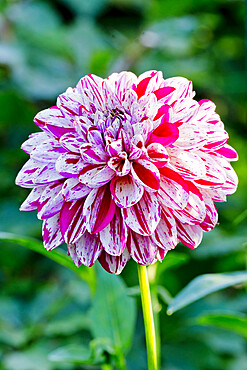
[59,132,86,153]
[156,247,168,262]
[34,162,64,185]
[34,107,74,138]
[148,122,179,147]
[205,188,227,202]
[21,132,49,154]
[80,143,109,164]
[127,231,157,265]
[131,159,160,192]
[20,185,47,211]
[135,70,163,98]
[110,175,144,208]
[153,86,175,100]
[31,140,66,163]
[176,222,203,249]
[99,248,130,274]
[199,192,218,231]
[67,244,82,267]
[75,232,103,267]
[174,123,207,150]
[83,185,116,234]
[163,77,194,99]
[106,138,124,157]
[62,178,91,201]
[122,191,160,236]
[151,210,177,250]
[79,164,115,188]
[215,157,238,194]
[173,189,206,225]
[194,153,227,188]
[55,153,82,178]
[16,159,46,188]
[57,88,83,116]
[99,208,128,256]
[76,74,104,109]
[147,143,169,168]
[215,144,238,161]
[167,148,206,180]
[37,181,65,219]
[158,167,189,210]
[42,213,64,251]
[60,199,87,244]
[107,155,131,177]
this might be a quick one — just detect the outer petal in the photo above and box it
[59,132,86,153]
[75,232,103,267]
[110,175,144,208]
[194,153,226,188]
[131,159,160,192]
[34,107,74,138]
[99,208,128,256]
[200,192,218,232]
[158,167,189,210]
[55,153,82,178]
[37,181,65,219]
[16,159,46,188]
[150,210,177,251]
[34,162,64,185]
[42,213,64,251]
[215,144,238,161]
[62,178,91,201]
[167,148,206,180]
[176,222,203,249]
[163,77,194,99]
[122,191,160,236]
[60,199,87,244]
[127,231,157,265]
[30,140,66,163]
[21,132,50,154]
[20,185,46,211]
[83,185,116,234]
[67,244,82,267]
[98,248,130,274]
[172,183,206,225]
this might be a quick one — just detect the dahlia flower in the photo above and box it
[16,70,238,274]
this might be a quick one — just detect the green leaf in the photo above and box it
[167,271,247,315]
[89,265,137,353]
[0,232,96,292]
[195,313,247,338]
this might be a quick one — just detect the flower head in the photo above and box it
[16,70,238,273]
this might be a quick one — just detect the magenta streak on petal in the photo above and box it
[60,199,86,243]
[135,77,152,99]
[132,161,160,191]
[153,87,175,100]
[154,104,171,121]
[215,145,238,160]
[89,185,116,234]
[34,119,73,138]
[148,122,179,147]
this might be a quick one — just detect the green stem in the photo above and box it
[137,264,157,370]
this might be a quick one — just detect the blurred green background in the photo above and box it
[0,0,246,369]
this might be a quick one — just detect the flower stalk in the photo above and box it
[138,264,157,370]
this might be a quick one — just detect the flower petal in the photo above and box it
[62,178,91,201]
[15,159,46,188]
[122,191,160,236]
[110,175,144,208]
[150,210,177,250]
[158,167,189,210]
[55,153,82,178]
[42,213,64,251]
[176,222,203,249]
[131,159,160,192]
[215,144,238,161]
[99,208,128,256]
[75,232,103,267]
[84,185,116,234]
[79,164,115,188]
[34,107,74,138]
[99,248,130,274]
[20,185,47,211]
[167,148,206,180]
[37,181,65,219]
[21,132,49,154]
[60,199,87,244]
[148,122,179,147]
[147,143,169,168]
[127,231,157,265]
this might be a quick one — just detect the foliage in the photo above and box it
[0,0,246,369]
